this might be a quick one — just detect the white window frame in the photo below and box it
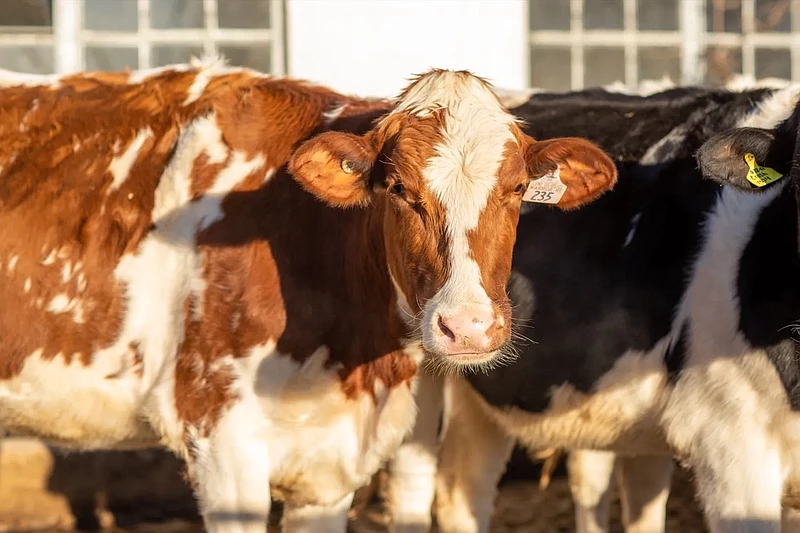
[529,0,800,89]
[0,0,286,75]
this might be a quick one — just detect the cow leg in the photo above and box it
[281,492,355,533]
[186,397,271,533]
[435,378,514,533]
[691,448,783,533]
[388,370,444,532]
[567,449,615,533]
[615,455,674,533]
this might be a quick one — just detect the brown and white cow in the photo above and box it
[0,56,616,533]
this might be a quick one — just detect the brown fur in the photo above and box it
[0,64,616,447]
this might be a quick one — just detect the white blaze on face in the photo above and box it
[391,72,517,349]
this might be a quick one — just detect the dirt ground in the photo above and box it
[0,439,710,533]
[345,453,708,533]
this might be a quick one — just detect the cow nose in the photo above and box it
[435,304,503,356]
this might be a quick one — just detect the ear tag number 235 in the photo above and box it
[523,166,567,205]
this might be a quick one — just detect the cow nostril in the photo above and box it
[437,315,455,341]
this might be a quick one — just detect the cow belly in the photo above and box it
[0,349,156,449]
[461,342,675,455]
[266,381,418,506]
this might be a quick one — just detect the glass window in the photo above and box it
[584,0,623,30]
[152,45,205,67]
[529,0,570,31]
[85,0,138,31]
[755,48,791,79]
[86,46,138,71]
[0,45,53,73]
[219,44,271,72]
[637,0,678,31]
[0,0,52,26]
[584,47,625,88]
[530,46,572,91]
[219,0,272,29]
[638,47,681,82]
[151,0,204,29]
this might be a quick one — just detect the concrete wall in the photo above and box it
[285,0,529,97]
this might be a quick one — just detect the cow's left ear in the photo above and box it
[288,130,380,208]
[696,127,790,193]
[524,137,618,210]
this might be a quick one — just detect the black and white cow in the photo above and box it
[385,80,800,533]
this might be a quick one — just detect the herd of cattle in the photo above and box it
[2,55,800,533]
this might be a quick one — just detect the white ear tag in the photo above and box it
[523,166,567,204]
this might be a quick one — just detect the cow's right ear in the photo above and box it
[288,131,380,208]
[696,127,792,193]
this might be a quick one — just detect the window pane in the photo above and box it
[638,47,680,82]
[530,47,571,91]
[86,46,138,71]
[584,47,625,88]
[529,0,569,31]
[219,0,271,29]
[705,47,742,85]
[584,0,623,30]
[755,48,791,79]
[152,45,204,67]
[151,0,204,29]
[706,0,742,33]
[0,0,51,26]
[85,0,137,31]
[637,0,678,31]
[219,45,271,73]
[755,0,791,32]
[0,45,53,73]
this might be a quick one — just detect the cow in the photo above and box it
[0,56,619,533]
[383,79,800,533]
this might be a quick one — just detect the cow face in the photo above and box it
[290,70,617,370]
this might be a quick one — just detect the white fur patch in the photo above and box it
[108,128,153,193]
[0,69,61,89]
[231,342,420,507]
[322,104,347,126]
[739,84,800,129]
[128,64,192,84]
[0,348,155,448]
[91,114,238,451]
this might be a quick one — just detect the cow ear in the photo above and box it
[696,127,790,193]
[524,137,618,210]
[289,131,380,208]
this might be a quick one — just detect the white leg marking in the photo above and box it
[281,492,354,533]
[188,396,271,533]
[567,449,615,533]
[435,377,514,533]
[615,455,673,533]
[388,370,444,533]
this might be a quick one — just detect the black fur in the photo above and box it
[466,86,788,412]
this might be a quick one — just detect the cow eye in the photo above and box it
[390,183,406,196]
[514,183,526,194]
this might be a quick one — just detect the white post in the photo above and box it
[679,0,707,84]
[570,0,585,90]
[52,0,83,74]
[270,0,286,75]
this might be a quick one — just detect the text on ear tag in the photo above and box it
[523,166,567,204]
[744,153,783,187]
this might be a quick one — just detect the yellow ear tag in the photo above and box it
[744,153,783,187]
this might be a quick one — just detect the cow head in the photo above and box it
[289,70,617,371]
[696,108,800,195]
